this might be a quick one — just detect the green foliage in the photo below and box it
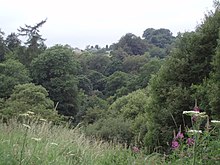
[108,89,149,145]
[136,58,162,88]
[149,46,167,58]
[143,28,174,48]
[77,75,93,94]
[122,55,149,74]
[0,83,59,121]
[113,33,148,55]
[85,117,134,144]
[105,71,130,97]
[0,119,148,165]
[30,45,79,116]
[108,89,148,119]
[0,59,31,98]
[87,70,107,92]
[208,32,220,118]
[5,33,21,51]
[143,7,220,151]
[76,92,108,124]
[86,54,111,75]
[0,29,7,62]
[17,19,47,66]
[86,89,150,146]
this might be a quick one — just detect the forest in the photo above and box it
[0,2,220,164]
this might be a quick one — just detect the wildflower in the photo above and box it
[196,112,207,118]
[132,146,140,153]
[171,140,179,149]
[22,124,31,129]
[183,111,200,116]
[176,131,184,139]
[211,120,220,125]
[31,137,41,142]
[193,106,200,112]
[187,130,202,134]
[187,138,194,146]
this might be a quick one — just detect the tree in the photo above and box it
[5,33,21,51]
[105,71,130,97]
[0,29,7,61]
[210,34,220,117]
[0,59,31,98]
[17,19,47,66]
[143,28,175,48]
[113,33,148,55]
[122,55,149,74]
[0,83,59,121]
[30,45,79,117]
[143,6,220,151]
[86,54,111,75]
[136,58,162,88]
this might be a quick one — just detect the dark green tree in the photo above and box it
[86,54,111,75]
[0,59,31,98]
[5,33,21,51]
[17,19,47,66]
[105,71,130,97]
[113,33,148,55]
[0,29,7,61]
[30,45,79,117]
[143,28,175,48]
[144,6,220,151]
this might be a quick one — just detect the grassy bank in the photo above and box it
[0,118,163,165]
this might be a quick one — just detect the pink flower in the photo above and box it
[171,140,179,149]
[187,138,194,146]
[193,106,200,112]
[132,146,140,153]
[176,132,184,139]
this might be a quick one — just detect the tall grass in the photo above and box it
[1,116,219,165]
[0,118,157,165]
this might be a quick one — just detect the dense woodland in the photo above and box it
[0,3,220,154]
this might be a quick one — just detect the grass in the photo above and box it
[1,117,219,165]
[0,118,155,165]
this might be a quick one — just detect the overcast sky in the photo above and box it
[0,0,214,49]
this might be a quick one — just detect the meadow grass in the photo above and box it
[0,118,159,165]
[1,116,219,165]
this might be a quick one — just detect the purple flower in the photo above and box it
[187,138,194,146]
[176,132,184,139]
[193,106,200,112]
[171,140,179,149]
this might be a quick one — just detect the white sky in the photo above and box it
[0,0,214,49]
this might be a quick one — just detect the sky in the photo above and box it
[0,0,215,49]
